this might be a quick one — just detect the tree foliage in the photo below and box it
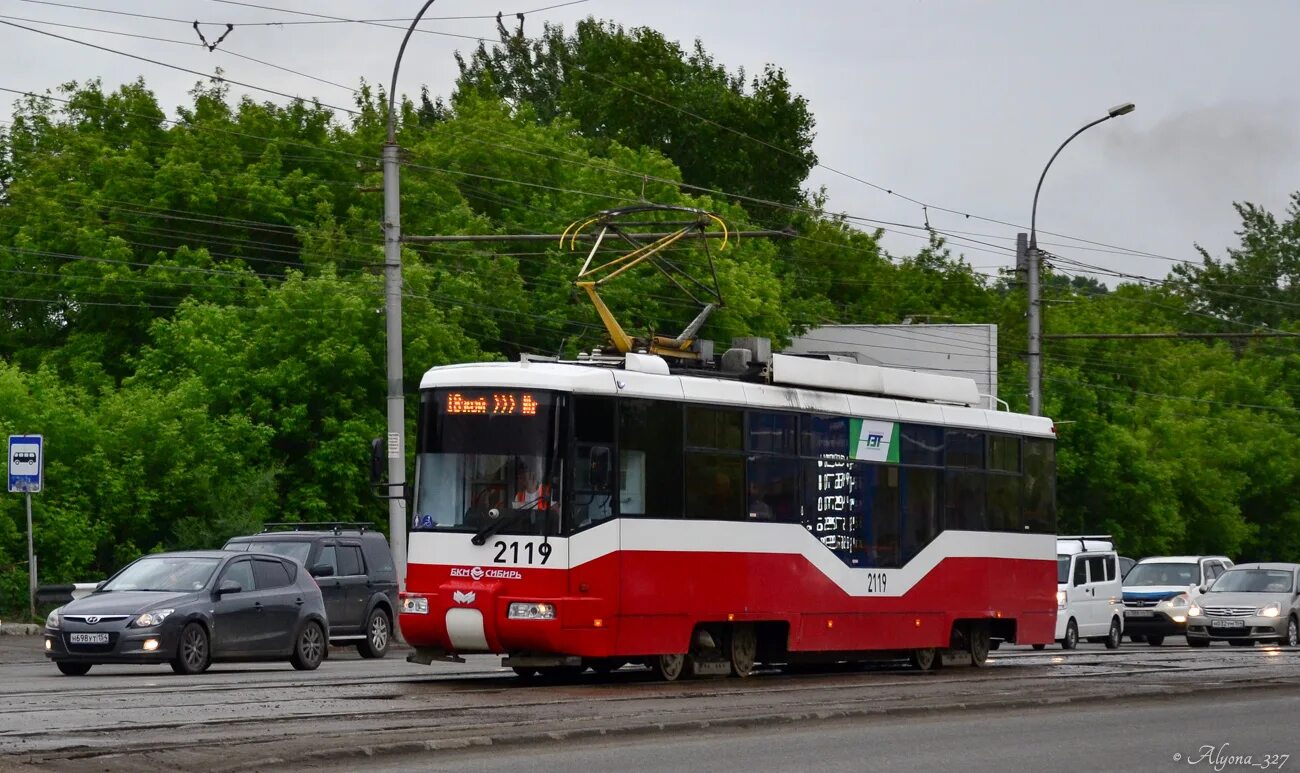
[0,30,1298,615]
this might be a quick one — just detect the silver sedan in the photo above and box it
[1186,563,1300,647]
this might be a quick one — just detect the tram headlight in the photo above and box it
[401,596,429,615]
[508,602,556,620]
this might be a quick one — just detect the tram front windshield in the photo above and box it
[413,388,562,535]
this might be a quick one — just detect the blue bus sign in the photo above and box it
[8,435,43,493]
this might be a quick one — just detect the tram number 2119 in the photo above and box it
[492,540,552,565]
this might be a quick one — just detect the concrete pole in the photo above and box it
[382,141,407,593]
[1024,234,1042,416]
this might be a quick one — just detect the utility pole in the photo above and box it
[1020,233,1042,416]
[380,0,438,593]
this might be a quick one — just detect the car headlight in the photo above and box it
[1188,604,1203,617]
[1258,603,1281,618]
[1157,593,1189,609]
[45,608,62,630]
[1056,590,1066,609]
[401,596,429,615]
[130,608,175,628]
[508,602,556,620]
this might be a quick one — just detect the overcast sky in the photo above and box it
[2,0,1297,284]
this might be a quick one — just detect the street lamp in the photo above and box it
[1026,102,1135,416]
[381,0,439,591]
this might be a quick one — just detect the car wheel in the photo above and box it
[291,621,325,671]
[56,661,92,676]
[170,622,211,675]
[357,608,391,659]
[1061,619,1079,650]
[1104,617,1122,650]
[1146,635,1164,647]
[1286,616,1299,648]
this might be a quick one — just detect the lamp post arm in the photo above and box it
[387,0,438,143]
[1029,114,1112,249]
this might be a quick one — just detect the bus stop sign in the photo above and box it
[8,435,43,493]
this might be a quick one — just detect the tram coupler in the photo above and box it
[407,647,466,665]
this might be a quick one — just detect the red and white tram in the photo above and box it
[398,344,1057,678]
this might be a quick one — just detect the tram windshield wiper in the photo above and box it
[471,499,544,545]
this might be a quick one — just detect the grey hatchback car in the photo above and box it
[1186,563,1300,647]
[44,551,328,675]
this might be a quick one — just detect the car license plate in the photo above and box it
[1210,619,1245,629]
[1126,610,1155,617]
[69,633,110,644]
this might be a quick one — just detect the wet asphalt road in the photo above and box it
[2,636,1298,772]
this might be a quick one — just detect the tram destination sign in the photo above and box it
[442,390,549,417]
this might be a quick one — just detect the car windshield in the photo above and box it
[1057,556,1069,584]
[1209,569,1295,593]
[1124,562,1198,587]
[101,556,220,592]
[226,540,311,564]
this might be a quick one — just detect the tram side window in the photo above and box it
[944,470,986,531]
[863,464,901,568]
[801,415,850,458]
[900,424,944,466]
[989,435,1021,473]
[685,453,744,520]
[686,406,743,451]
[1022,439,1057,533]
[901,468,941,563]
[749,412,798,455]
[986,472,1021,531]
[945,429,985,469]
[619,400,683,518]
[746,456,800,521]
[574,396,615,443]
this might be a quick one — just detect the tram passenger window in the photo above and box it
[863,465,901,568]
[943,470,986,530]
[900,468,940,563]
[619,400,683,518]
[1022,439,1056,533]
[803,458,866,564]
[986,473,1021,531]
[748,412,798,455]
[686,406,743,450]
[575,397,615,443]
[685,453,744,520]
[900,424,943,466]
[746,456,800,521]
[801,415,850,457]
[945,429,985,469]
[989,435,1021,473]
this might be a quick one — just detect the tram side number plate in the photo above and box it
[69,633,110,644]
[1210,619,1245,629]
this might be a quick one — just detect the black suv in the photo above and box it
[224,523,397,658]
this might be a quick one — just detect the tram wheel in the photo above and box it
[728,625,758,678]
[909,647,941,672]
[967,624,991,666]
[651,653,688,682]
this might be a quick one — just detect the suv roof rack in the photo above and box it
[261,521,373,535]
[1058,534,1114,551]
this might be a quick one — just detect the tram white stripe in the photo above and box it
[410,522,1054,598]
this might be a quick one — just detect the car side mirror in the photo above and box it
[310,563,335,578]
[94,580,107,592]
[216,579,243,597]
[1199,584,1209,594]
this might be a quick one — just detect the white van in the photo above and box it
[1053,536,1124,649]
